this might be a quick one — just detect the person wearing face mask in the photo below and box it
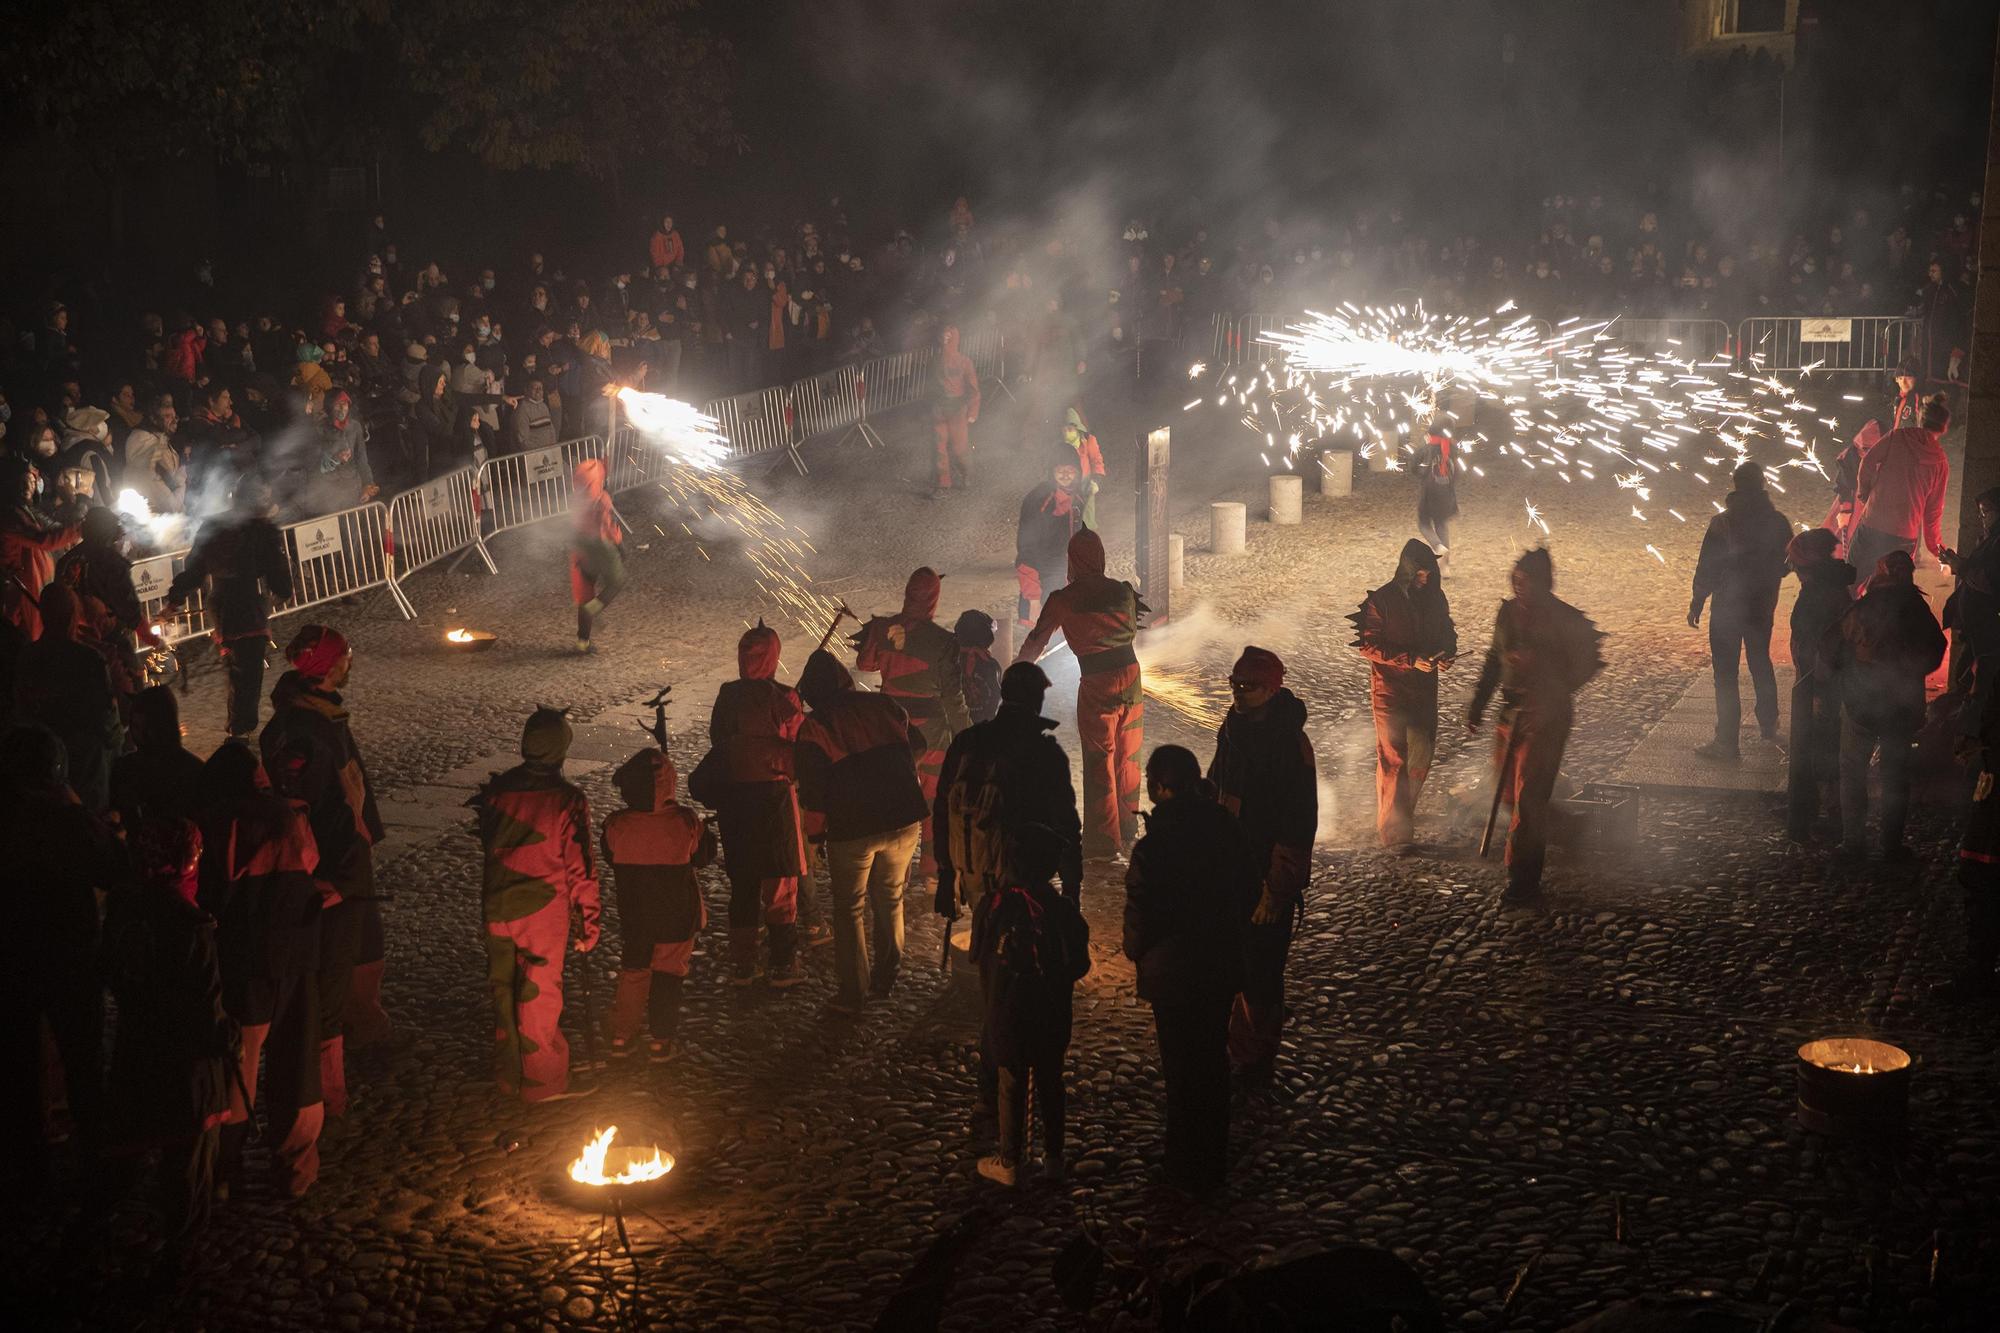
[308,391,378,513]
[449,341,506,452]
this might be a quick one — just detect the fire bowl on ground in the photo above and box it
[1795,1037,1912,1138]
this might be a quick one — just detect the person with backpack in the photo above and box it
[953,609,1002,725]
[1822,550,1946,862]
[1208,647,1317,1086]
[794,649,929,1013]
[972,822,1090,1187]
[471,707,602,1101]
[1124,744,1260,1195]
[1015,529,1146,858]
[602,749,716,1062]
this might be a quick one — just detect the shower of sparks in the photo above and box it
[1138,661,1229,730]
[1196,301,1848,568]
[612,408,838,632]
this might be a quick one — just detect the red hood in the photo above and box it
[940,325,960,357]
[738,622,782,679]
[1067,528,1105,581]
[902,567,942,619]
[574,458,608,497]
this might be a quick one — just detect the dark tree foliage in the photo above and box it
[3,0,736,177]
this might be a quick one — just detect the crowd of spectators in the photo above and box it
[0,174,1980,578]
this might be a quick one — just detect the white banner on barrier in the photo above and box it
[130,555,175,603]
[296,518,345,561]
[526,446,566,485]
[418,480,450,522]
[1799,318,1852,344]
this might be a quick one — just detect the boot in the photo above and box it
[318,1037,348,1118]
[728,928,761,986]
[345,961,390,1051]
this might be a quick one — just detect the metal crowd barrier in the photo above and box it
[386,464,492,604]
[1737,315,1918,375]
[478,435,606,540]
[704,387,792,461]
[131,548,212,647]
[273,500,400,620]
[1596,317,1735,359]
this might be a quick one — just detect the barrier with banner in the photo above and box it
[275,500,400,620]
[1737,315,1917,375]
[478,435,606,540]
[133,550,212,647]
[386,464,492,606]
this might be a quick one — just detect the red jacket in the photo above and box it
[1856,424,1949,556]
[475,763,601,927]
[854,568,971,747]
[2,503,80,639]
[649,228,685,271]
[1017,530,1144,669]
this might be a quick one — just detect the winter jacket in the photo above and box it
[795,652,928,842]
[101,884,231,1147]
[649,228,686,271]
[1791,558,1858,679]
[1352,539,1458,700]
[854,569,971,749]
[1208,688,1318,898]
[260,673,383,902]
[2,502,80,638]
[1412,434,1460,522]
[169,513,294,640]
[601,751,715,952]
[508,395,557,452]
[1,777,126,994]
[933,702,1084,913]
[1018,530,1146,693]
[1468,595,1606,724]
[474,760,601,928]
[14,631,121,812]
[1016,480,1081,577]
[1691,487,1793,618]
[701,627,808,879]
[960,646,1001,724]
[973,878,1089,1065]
[1821,583,1945,730]
[122,428,187,514]
[199,789,326,985]
[1122,793,1259,1004]
[1856,424,1949,556]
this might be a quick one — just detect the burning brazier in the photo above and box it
[1795,1037,1911,1137]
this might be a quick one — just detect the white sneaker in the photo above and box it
[977,1154,1018,1187]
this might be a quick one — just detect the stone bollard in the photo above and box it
[1269,474,1303,525]
[1367,447,1393,473]
[1167,533,1185,591]
[1211,501,1247,554]
[1318,448,1354,496]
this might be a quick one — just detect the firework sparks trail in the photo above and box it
[1199,302,1846,569]
[616,390,839,632]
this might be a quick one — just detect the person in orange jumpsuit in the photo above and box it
[930,325,981,494]
[473,707,601,1101]
[698,622,810,986]
[1350,540,1458,848]
[854,567,970,877]
[1060,407,1106,529]
[1016,529,1145,857]
[1466,549,1605,904]
[603,749,716,1061]
[569,459,624,652]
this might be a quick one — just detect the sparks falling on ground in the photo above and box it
[614,393,839,632]
[1205,301,1841,570]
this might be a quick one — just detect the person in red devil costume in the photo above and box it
[929,324,981,496]
[854,568,971,879]
[473,707,601,1101]
[1015,529,1146,858]
[603,749,716,1061]
[1350,541,1458,849]
[570,458,624,653]
[695,622,810,987]
[1467,549,1605,904]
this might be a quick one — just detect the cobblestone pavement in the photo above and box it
[10,375,1999,1330]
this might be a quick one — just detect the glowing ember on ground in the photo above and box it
[568,1126,673,1187]
[446,629,475,643]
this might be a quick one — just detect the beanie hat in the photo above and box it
[406,342,428,361]
[1732,459,1766,491]
[521,706,573,766]
[1231,646,1285,691]
[953,609,996,648]
[284,624,350,680]
[1921,394,1951,432]
[82,506,123,544]
[1514,547,1555,591]
[1786,527,1837,568]
[1872,549,1916,587]
[1000,661,1051,707]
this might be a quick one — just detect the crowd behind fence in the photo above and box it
[134,309,1905,649]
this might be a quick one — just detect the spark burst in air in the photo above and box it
[613,392,838,631]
